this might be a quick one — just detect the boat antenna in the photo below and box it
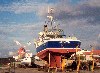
[47,7,54,29]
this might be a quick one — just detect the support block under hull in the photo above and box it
[37,48,80,68]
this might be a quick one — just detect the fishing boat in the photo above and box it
[34,8,81,68]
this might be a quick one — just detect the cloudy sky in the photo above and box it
[0,0,100,57]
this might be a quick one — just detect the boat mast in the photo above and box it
[47,7,54,29]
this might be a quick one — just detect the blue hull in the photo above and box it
[36,41,81,53]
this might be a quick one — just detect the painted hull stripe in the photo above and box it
[37,48,80,54]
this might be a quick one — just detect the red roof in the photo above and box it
[83,50,100,55]
[93,50,100,55]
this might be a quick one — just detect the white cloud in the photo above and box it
[98,34,100,38]
[85,0,100,7]
[0,0,71,17]
[0,22,43,57]
[9,51,16,56]
[0,1,37,13]
[0,0,100,57]
[12,2,37,14]
[0,0,100,16]
[0,1,53,16]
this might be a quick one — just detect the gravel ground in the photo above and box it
[0,68,100,73]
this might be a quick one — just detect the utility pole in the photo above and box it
[91,45,94,72]
[76,45,80,73]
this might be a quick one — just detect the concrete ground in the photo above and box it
[0,67,100,73]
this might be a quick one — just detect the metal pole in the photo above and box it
[9,59,11,73]
[91,46,94,72]
[77,53,80,73]
[76,45,80,73]
[76,45,78,60]
[14,60,15,73]
[49,52,50,66]
[48,52,50,72]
